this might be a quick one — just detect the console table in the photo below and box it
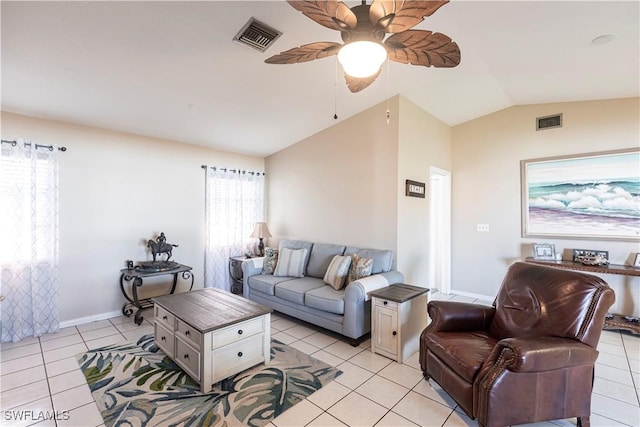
[525,257,640,334]
[120,263,194,325]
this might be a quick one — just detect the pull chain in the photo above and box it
[334,58,339,120]
[386,58,391,124]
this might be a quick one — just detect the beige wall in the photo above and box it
[265,98,400,255]
[451,98,640,315]
[1,111,264,325]
[397,97,452,287]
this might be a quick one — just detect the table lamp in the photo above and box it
[250,222,271,256]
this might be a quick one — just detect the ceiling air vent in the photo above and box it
[536,114,563,131]
[233,18,281,52]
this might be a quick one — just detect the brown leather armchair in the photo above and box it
[419,262,615,427]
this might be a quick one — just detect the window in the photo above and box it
[204,167,265,291]
[0,140,61,342]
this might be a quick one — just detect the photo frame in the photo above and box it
[634,253,640,268]
[572,249,609,263]
[521,148,640,241]
[405,179,426,198]
[533,243,556,260]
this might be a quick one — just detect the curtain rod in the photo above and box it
[2,139,67,152]
[201,165,265,176]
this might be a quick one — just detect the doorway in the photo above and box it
[429,167,451,294]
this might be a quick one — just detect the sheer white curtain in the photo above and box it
[204,167,264,291]
[1,140,60,342]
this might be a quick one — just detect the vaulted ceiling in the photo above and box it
[2,1,638,157]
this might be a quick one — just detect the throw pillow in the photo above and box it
[274,247,308,278]
[347,254,373,284]
[261,247,278,275]
[323,255,352,290]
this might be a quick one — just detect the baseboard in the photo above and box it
[448,289,494,303]
[60,310,123,329]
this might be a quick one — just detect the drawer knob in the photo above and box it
[237,351,243,357]
[184,354,189,360]
[237,329,243,335]
[383,301,388,305]
[392,331,397,336]
[161,336,166,341]
[162,315,168,320]
[185,330,190,336]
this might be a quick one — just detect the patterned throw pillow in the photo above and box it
[323,255,352,290]
[261,247,278,275]
[274,248,308,278]
[347,254,373,284]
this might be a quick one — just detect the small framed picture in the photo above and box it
[533,243,556,260]
[634,253,640,268]
[572,249,609,263]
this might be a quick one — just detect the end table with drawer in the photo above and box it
[369,284,430,363]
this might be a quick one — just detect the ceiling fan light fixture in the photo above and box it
[337,41,387,78]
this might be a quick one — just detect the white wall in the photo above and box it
[451,98,640,315]
[265,98,400,255]
[1,111,264,325]
[397,97,452,288]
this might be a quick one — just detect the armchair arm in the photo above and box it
[427,301,495,333]
[494,336,599,373]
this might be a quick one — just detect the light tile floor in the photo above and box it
[1,293,639,427]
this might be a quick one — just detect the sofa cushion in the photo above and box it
[323,255,351,290]
[274,277,325,305]
[261,247,278,275]
[248,274,296,296]
[306,243,346,278]
[305,285,346,315]
[344,247,393,274]
[347,254,373,285]
[279,239,314,275]
[274,248,308,278]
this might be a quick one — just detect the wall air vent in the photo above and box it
[536,114,563,131]
[233,18,281,52]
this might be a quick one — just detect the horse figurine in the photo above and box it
[147,232,178,262]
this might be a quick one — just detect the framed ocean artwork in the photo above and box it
[521,148,640,241]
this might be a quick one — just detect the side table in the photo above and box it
[120,263,194,325]
[369,284,430,363]
[229,256,264,295]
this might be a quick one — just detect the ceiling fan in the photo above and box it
[265,0,461,93]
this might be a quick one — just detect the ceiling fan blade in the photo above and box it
[369,1,449,33]
[287,0,357,32]
[385,30,460,67]
[265,42,342,64]
[344,68,382,93]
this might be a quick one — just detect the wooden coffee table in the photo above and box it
[152,288,272,393]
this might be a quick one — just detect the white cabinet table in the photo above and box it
[370,284,429,363]
[153,288,272,393]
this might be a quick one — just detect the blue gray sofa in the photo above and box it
[242,239,404,344]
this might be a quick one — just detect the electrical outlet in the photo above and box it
[477,224,490,232]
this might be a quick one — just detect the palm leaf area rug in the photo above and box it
[76,334,342,427]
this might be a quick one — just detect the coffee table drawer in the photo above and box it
[155,322,175,358]
[212,333,266,382]
[211,316,265,349]
[176,318,202,349]
[175,338,201,382]
[155,306,176,331]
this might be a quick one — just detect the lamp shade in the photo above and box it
[337,40,387,78]
[250,222,272,239]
